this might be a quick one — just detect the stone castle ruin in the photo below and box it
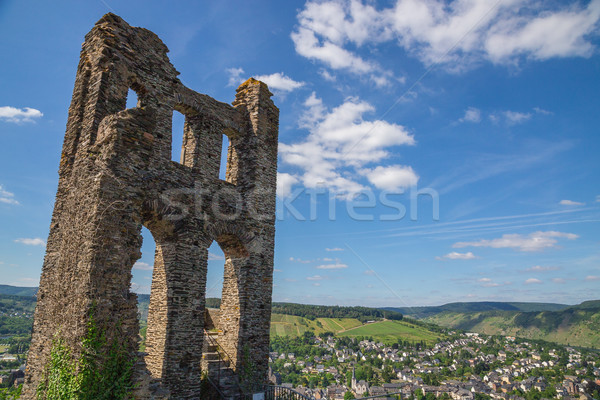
[23,13,278,399]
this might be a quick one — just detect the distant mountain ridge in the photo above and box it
[381,301,570,318]
[0,284,37,297]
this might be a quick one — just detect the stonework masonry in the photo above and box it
[23,13,278,399]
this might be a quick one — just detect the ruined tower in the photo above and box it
[23,13,278,399]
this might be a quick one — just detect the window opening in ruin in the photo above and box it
[125,88,139,109]
[219,134,230,181]
[131,226,156,352]
[172,110,186,164]
[206,241,225,308]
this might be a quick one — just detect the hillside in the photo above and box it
[382,301,569,319]
[0,285,37,297]
[425,302,600,348]
[270,313,443,345]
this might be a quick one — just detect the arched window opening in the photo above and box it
[206,242,225,305]
[172,110,186,164]
[125,88,139,109]
[131,226,156,352]
[219,134,230,181]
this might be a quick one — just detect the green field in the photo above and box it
[270,314,442,345]
[337,320,443,345]
[270,314,363,337]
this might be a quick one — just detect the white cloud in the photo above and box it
[596,195,600,202]
[453,230,578,252]
[133,261,153,271]
[552,278,566,284]
[503,110,532,124]
[313,282,321,286]
[253,72,304,92]
[534,107,553,115]
[559,199,584,206]
[0,185,19,205]
[524,265,559,272]
[525,278,543,284]
[307,275,324,281]
[325,247,344,252]
[0,106,43,123]
[319,69,336,82]
[477,278,504,287]
[226,67,245,87]
[15,238,46,247]
[289,257,312,264]
[291,0,391,83]
[208,252,224,260]
[585,275,600,281]
[485,1,600,63]
[277,172,299,198]
[359,165,419,191]
[459,107,481,123]
[279,93,415,196]
[292,0,600,73]
[437,251,477,260]
[316,263,348,269]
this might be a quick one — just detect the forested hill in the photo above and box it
[271,302,403,322]
[197,298,404,322]
[425,301,600,348]
[72,295,405,325]
[382,301,569,319]
[0,285,37,297]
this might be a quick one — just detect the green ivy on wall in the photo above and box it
[37,315,134,400]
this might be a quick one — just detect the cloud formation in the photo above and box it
[133,261,153,271]
[291,0,395,85]
[15,238,46,246]
[459,107,481,123]
[279,93,416,196]
[525,278,543,284]
[277,172,299,198]
[316,262,348,269]
[0,185,19,205]
[292,0,600,73]
[359,165,418,191]
[227,68,304,93]
[226,67,245,86]
[453,230,578,252]
[524,265,560,272]
[0,106,43,123]
[559,199,584,206]
[436,251,477,260]
[253,72,305,92]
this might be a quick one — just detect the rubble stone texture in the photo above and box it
[23,13,278,399]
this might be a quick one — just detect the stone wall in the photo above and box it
[23,13,278,400]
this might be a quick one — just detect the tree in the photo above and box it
[344,391,356,400]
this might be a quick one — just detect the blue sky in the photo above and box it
[1,0,599,307]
